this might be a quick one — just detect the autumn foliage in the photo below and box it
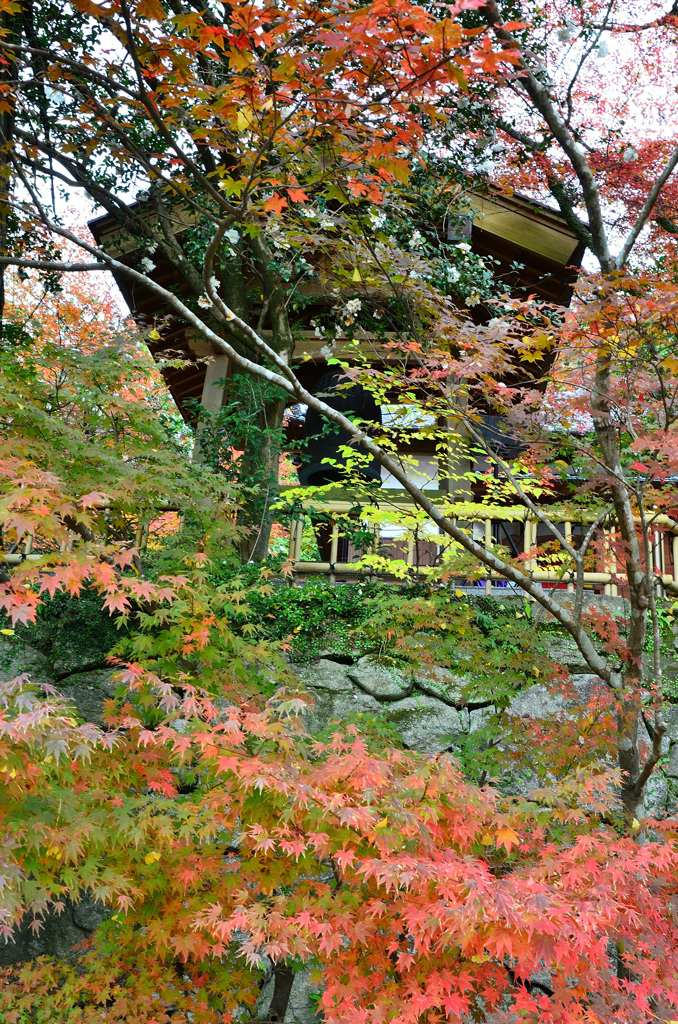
[0,430,677,1021]
[3,651,678,1023]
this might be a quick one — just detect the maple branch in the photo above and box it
[593,1,678,32]
[483,0,614,271]
[61,515,96,545]
[1,40,240,221]
[574,503,615,627]
[617,141,678,268]
[633,712,667,799]
[1,184,622,690]
[564,0,615,127]
[462,418,580,563]
[0,258,108,271]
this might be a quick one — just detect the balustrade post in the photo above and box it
[406,535,414,566]
[523,519,535,573]
[484,519,492,594]
[654,530,664,597]
[329,521,339,564]
[606,528,618,598]
[565,520,574,591]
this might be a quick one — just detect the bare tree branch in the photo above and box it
[0,258,108,271]
[617,142,678,267]
[484,0,614,271]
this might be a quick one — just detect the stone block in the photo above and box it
[532,592,630,626]
[0,893,109,967]
[296,659,354,693]
[569,674,609,706]
[303,689,382,734]
[507,684,567,719]
[543,637,588,673]
[382,695,465,755]
[0,638,53,687]
[59,670,119,727]
[414,666,468,707]
[348,657,412,701]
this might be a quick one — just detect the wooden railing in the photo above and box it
[5,494,678,597]
[284,496,678,596]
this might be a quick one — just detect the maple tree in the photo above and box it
[3,0,678,1018]
[2,493,678,1022]
[0,0,518,557]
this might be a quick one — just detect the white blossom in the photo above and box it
[225,228,240,245]
[623,146,639,163]
[368,210,386,230]
[197,295,212,309]
[596,39,609,57]
[409,229,424,250]
[465,293,481,307]
[209,275,220,292]
[139,256,155,273]
[456,242,471,253]
[335,323,342,337]
[320,218,335,229]
[446,267,460,283]
[320,344,334,358]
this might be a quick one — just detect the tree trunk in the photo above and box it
[0,3,22,338]
[591,339,652,822]
[235,390,286,563]
[265,962,295,1023]
[617,689,644,821]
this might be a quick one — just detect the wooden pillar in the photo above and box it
[192,348,230,463]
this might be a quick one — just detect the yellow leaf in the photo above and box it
[148,329,161,341]
[495,826,520,852]
[237,108,253,131]
[145,851,161,864]
[0,628,14,635]
[480,833,494,846]
[375,817,389,829]
[136,0,166,20]
[632,818,641,831]
[352,268,361,282]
